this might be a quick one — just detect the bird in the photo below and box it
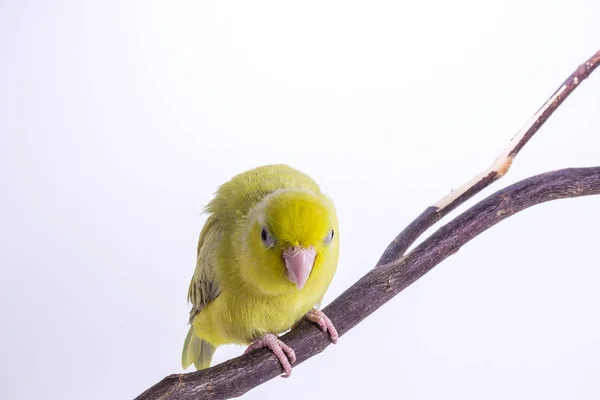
[181,164,340,377]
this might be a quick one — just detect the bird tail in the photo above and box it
[181,325,215,370]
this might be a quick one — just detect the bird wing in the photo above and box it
[187,214,222,323]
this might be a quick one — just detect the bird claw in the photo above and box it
[244,333,296,377]
[305,308,338,344]
[243,311,337,378]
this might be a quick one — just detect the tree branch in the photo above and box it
[135,49,600,399]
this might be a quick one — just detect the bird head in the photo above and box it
[242,189,338,295]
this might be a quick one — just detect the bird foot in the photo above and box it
[305,308,338,344]
[244,333,296,377]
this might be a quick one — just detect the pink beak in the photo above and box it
[283,246,317,290]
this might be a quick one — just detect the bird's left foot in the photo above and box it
[305,308,338,344]
[243,333,296,378]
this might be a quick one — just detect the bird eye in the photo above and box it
[261,227,268,242]
[260,226,275,247]
[324,228,334,245]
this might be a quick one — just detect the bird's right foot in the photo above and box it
[243,333,296,377]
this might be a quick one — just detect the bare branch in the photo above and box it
[137,167,600,400]
[376,49,600,266]
[135,49,600,399]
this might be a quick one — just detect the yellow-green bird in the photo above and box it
[181,164,340,377]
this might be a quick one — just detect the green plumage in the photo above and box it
[182,325,214,369]
[182,164,339,371]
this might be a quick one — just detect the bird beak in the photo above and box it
[283,246,316,290]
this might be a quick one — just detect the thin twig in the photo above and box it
[376,49,600,266]
[136,167,600,400]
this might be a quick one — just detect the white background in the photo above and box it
[1,1,599,399]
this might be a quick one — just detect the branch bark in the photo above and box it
[135,49,600,400]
